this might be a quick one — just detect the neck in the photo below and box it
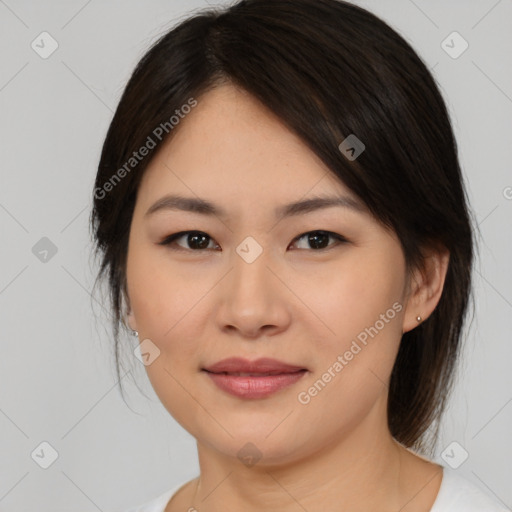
[188,396,428,512]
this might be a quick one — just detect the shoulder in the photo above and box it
[431,466,509,512]
[118,481,189,512]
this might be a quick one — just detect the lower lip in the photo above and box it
[203,370,308,399]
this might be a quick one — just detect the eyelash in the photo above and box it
[157,230,348,253]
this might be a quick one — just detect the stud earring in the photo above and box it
[416,315,422,323]
[123,315,137,337]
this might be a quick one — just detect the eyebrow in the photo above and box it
[144,193,366,220]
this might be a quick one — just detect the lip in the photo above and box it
[203,357,307,374]
[202,357,308,399]
[204,371,308,399]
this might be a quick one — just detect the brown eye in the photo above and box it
[158,229,347,253]
[291,230,347,251]
[158,231,218,251]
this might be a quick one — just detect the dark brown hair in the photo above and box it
[90,0,475,456]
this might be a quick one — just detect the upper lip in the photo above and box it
[203,357,307,374]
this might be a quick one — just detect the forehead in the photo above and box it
[136,84,363,220]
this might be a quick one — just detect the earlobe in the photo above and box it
[125,308,138,333]
[402,246,450,334]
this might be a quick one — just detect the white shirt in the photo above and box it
[122,466,509,512]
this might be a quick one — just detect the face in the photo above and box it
[126,83,414,465]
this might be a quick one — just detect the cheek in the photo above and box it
[126,248,210,430]
[126,246,209,362]
[290,245,407,411]
[292,247,405,345]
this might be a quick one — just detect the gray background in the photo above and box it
[0,0,511,510]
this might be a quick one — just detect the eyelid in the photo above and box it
[290,230,348,250]
[157,230,219,251]
[157,230,349,252]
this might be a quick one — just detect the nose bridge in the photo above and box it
[214,233,289,335]
[231,234,274,298]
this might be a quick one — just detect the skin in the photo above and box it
[125,83,450,512]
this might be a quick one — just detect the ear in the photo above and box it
[402,244,450,334]
[124,293,138,332]
[126,308,138,332]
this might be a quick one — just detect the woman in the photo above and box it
[90,0,508,511]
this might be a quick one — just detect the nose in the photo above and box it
[214,241,291,339]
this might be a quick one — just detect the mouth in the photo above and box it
[202,356,308,375]
[203,370,307,376]
[201,368,308,399]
